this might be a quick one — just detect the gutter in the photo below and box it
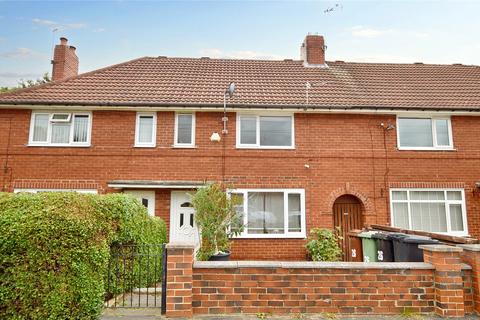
[1,102,480,115]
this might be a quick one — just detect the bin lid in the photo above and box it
[371,232,390,240]
[402,235,440,244]
[358,231,378,239]
[386,232,409,240]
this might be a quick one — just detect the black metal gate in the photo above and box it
[105,243,166,311]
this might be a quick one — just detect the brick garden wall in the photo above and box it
[1,109,480,260]
[166,244,480,318]
[192,262,436,315]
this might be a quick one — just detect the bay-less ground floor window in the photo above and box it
[390,189,468,236]
[229,189,305,238]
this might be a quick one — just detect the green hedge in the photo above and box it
[0,192,166,320]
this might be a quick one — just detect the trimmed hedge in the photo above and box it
[0,192,166,320]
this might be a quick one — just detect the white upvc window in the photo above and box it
[174,112,195,147]
[236,113,295,149]
[14,189,97,194]
[390,188,468,236]
[29,111,92,147]
[397,116,453,150]
[135,112,157,147]
[229,188,306,238]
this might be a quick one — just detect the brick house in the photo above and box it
[0,35,479,260]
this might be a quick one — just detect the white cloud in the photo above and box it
[333,53,425,64]
[32,18,57,27]
[32,18,86,31]
[0,71,41,79]
[64,22,86,29]
[199,48,286,60]
[92,27,106,33]
[350,26,390,38]
[0,47,48,60]
[349,26,429,39]
[0,71,47,87]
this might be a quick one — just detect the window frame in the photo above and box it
[389,188,468,236]
[396,115,454,151]
[28,111,92,147]
[49,113,72,122]
[134,112,157,148]
[228,188,306,239]
[174,112,196,148]
[236,113,295,149]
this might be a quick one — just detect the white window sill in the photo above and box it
[134,144,156,148]
[397,147,456,151]
[172,145,197,149]
[236,145,296,150]
[27,143,91,148]
[234,234,306,239]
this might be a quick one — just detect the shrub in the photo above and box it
[0,192,166,320]
[305,227,342,262]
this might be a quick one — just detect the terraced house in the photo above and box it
[1,35,479,260]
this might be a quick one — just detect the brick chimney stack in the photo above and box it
[51,37,79,81]
[300,35,326,67]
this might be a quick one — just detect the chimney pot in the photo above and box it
[301,35,326,67]
[52,37,79,81]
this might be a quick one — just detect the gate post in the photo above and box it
[421,245,464,318]
[165,243,194,318]
[458,244,480,314]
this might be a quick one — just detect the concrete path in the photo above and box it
[101,309,480,320]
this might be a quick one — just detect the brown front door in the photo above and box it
[333,195,364,261]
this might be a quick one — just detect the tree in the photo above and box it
[190,183,244,260]
[18,72,51,88]
[0,73,51,93]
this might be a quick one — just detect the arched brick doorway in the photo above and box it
[333,195,364,261]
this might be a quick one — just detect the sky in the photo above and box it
[0,0,480,87]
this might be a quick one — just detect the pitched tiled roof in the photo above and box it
[1,57,479,110]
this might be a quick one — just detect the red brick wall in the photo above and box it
[163,244,480,317]
[52,42,79,81]
[1,108,480,260]
[192,264,436,315]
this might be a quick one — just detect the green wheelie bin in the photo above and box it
[358,231,379,262]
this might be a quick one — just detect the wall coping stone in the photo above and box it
[166,243,195,250]
[458,244,480,252]
[419,244,463,252]
[193,261,434,270]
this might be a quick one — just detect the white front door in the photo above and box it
[170,191,199,246]
[124,190,156,216]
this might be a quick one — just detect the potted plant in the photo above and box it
[190,183,244,261]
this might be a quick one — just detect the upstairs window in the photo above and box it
[135,112,156,147]
[236,114,294,148]
[174,113,195,147]
[397,117,453,150]
[29,112,91,146]
[390,189,467,236]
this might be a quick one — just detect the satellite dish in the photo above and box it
[226,82,236,98]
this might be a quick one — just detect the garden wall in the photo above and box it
[192,262,436,315]
[165,244,480,318]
